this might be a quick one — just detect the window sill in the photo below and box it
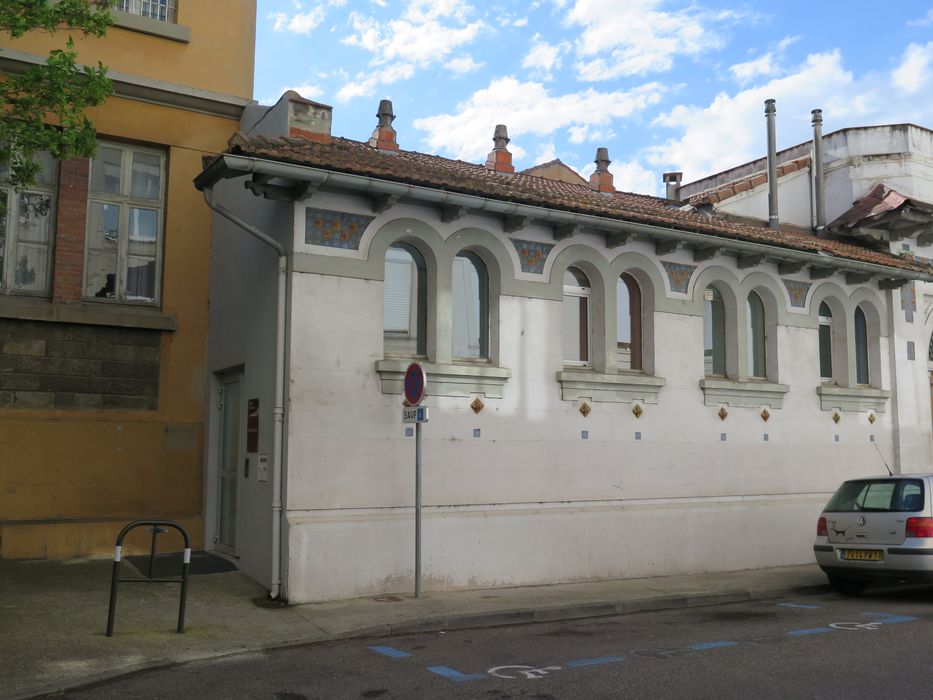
[816,384,891,412]
[699,377,789,409]
[0,297,176,331]
[112,10,191,42]
[375,359,511,398]
[557,369,665,404]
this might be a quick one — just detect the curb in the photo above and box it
[15,580,829,700]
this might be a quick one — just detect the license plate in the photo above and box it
[841,549,883,562]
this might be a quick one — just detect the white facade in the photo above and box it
[200,110,933,603]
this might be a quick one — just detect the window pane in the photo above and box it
[819,323,833,379]
[855,306,869,384]
[563,295,589,362]
[91,146,123,195]
[0,188,8,288]
[704,287,725,376]
[452,253,487,359]
[131,151,162,200]
[747,292,766,378]
[86,202,120,298]
[16,192,52,243]
[12,242,50,293]
[616,278,631,344]
[819,301,831,318]
[126,208,159,301]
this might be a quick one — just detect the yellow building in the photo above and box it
[0,1,256,559]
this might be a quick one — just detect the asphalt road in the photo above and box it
[57,587,933,699]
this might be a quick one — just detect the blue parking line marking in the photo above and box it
[689,641,737,650]
[427,666,487,682]
[369,646,411,658]
[777,603,820,609]
[788,627,834,636]
[564,655,625,668]
[862,612,917,624]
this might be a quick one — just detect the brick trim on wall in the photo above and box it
[53,158,90,303]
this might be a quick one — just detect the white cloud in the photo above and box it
[646,47,933,182]
[271,7,326,34]
[892,42,933,94]
[777,35,800,51]
[336,63,415,102]
[413,77,665,162]
[907,9,933,27]
[729,53,776,83]
[610,159,660,195]
[533,141,558,164]
[522,34,570,78]
[282,83,325,100]
[446,56,484,74]
[513,17,529,27]
[566,0,731,79]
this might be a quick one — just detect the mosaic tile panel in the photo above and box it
[782,279,812,308]
[661,261,696,293]
[901,281,916,323]
[511,239,554,274]
[305,208,375,250]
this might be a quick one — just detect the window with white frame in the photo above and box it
[617,273,642,371]
[855,305,870,385]
[452,252,488,359]
[85,142,165,304]
[118,0,177,23]
[747,291,766,378]
[819,301,833,380]
[383,243,426,356]
[563,267,591,365]
[0,152,56,296]
[704,285,726,376]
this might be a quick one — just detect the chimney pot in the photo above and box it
[485,124,515,173]
[369,98,399,151]
[589,147,615,193]
[765,98,779,229]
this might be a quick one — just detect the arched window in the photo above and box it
[747,291,766,378]
[617,273,642,371]
[818,301,833,380]
[704,285,725,376]
[855,305,869,385]
[452,251,488,359]
[383,243,426,356]
[563,267,591,365]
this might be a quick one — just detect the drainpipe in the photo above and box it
[811,108,826,231]
[202,188,287,601]
[765,99,779,230]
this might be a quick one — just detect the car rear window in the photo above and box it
[824,479,925,513]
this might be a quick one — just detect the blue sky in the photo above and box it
[254,0,933,195]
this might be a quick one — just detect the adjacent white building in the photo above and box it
[195,93,933,603]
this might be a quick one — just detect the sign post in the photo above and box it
[402,363,428,598]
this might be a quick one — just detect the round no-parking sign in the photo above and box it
[403,362,426,406]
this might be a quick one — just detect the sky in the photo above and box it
[253,0,933,196]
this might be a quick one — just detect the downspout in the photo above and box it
[203,187,288,601]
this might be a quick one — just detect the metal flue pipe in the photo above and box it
[811,108,826,231]
[765,99,779,230]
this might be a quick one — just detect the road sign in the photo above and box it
[403,362,426,406]
[402,406,430,423]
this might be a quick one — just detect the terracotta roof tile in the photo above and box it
[688,156,812,207]
[223,134,930,275]
[830,183,933,230]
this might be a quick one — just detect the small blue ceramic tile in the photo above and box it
[473,428,481,438]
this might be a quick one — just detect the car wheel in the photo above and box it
[827,575,867,595]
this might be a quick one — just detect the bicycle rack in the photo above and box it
[106,519,191,637]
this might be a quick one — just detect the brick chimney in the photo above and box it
[368,99,398,151]
[485,124,515,174]
[285,90,332,143]
[589,147,615,193]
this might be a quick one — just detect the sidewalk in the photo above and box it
[1,557,828,700]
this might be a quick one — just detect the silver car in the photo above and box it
[814,474,933,594]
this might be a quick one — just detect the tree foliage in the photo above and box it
[1,1,115,191]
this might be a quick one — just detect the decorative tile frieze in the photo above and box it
[661,261,696,294]
[511,239,554,274]
[305,208,374,250]
[782,279,811,308]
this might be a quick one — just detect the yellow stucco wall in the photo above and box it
[5,1,256,99]
[0,3,255,559]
